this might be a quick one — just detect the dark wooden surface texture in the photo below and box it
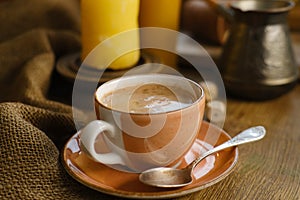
[184,85,300,200]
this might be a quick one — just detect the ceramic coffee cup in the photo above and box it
[79,74,205,173]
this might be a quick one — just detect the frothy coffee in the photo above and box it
[101,83,195,113]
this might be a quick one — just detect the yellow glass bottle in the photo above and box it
[139,0,182,68]
[81,0,140,70]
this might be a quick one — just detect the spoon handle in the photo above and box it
[188,126,266,170]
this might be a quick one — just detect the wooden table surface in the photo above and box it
[182,84,300,200]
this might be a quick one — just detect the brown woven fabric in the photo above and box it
[0,0,110,199]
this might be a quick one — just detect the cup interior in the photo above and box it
[95,74,204,114]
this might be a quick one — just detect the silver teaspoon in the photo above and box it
[139,126,266,188]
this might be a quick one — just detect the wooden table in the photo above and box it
[185,84,300,200]
[54,67,300,200]
[54,71,300,200]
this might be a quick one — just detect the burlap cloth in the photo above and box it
[0,0,114,199]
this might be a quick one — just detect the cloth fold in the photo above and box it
[0,0,109,199]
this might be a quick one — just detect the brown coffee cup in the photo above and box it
[79,74,205,173]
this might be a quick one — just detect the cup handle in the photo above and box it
[79,120,125,165]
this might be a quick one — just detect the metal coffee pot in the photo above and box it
[206,0,298,100]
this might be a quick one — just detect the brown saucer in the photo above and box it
[62,121,238,199]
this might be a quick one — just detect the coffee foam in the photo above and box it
[101,83,195,114]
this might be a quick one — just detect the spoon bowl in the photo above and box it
[139,126,266,188]
[139,167,193,188]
